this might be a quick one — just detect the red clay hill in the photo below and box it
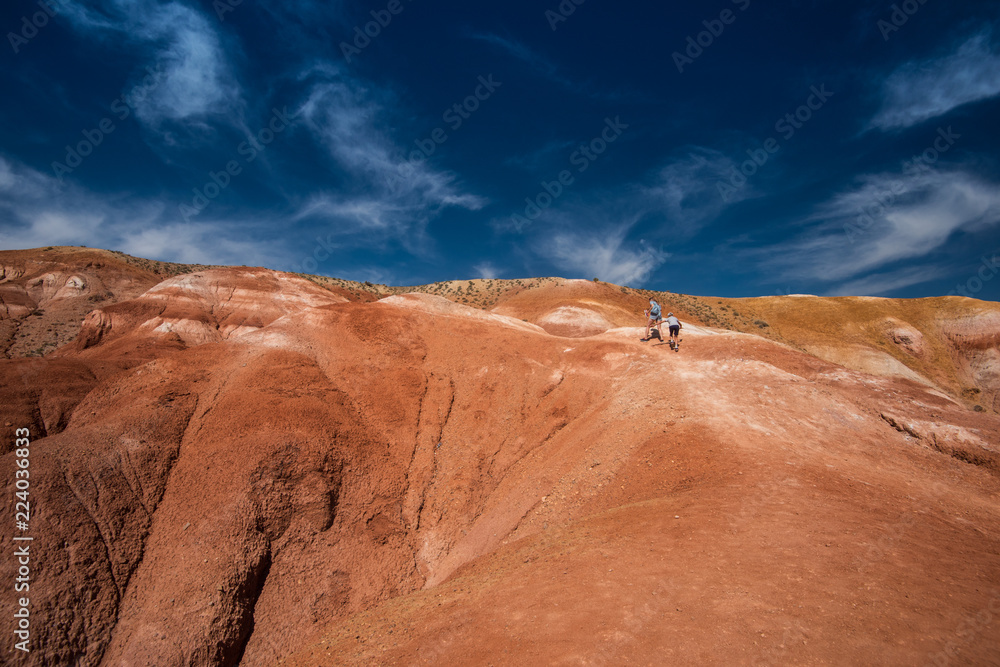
[1,247,999,666]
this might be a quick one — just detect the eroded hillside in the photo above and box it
[0,248,998,666]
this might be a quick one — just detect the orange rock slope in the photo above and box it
[0,248,998,666]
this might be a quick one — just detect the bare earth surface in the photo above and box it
[1,247,998,666]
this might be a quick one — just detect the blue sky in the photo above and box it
[2,0,1000,299]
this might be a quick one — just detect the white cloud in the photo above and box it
[0,155,284,268]
[494,146,745,238]
[292,197,425,242]
[747,167,1000,291]
[870,31,1000,131]
[539,224,669,286]
[467,32,628,102]
[0,155,51,199]
[817,170,1000,278]
[294,78,486,247]
[827,265,947,296]
[137,5,241,126]
[469,33,568,87]
[474,262,501,279]
[118,221,277,266]
[492,147,735,286]
[62,0,242,128]
[642,147,754,237]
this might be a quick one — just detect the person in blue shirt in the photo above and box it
[643,298,662,341]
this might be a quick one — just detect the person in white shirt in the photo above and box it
[664,312,681,347]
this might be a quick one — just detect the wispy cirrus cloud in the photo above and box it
[504,139,576,171]
[467,31,630,102]
[469,32,571,87]
[641,147,753,238]
[0,155,283,267]
[294,76,486,249]
[829,265,948,296]
[61,0,243,130]
[742,167,1000,293]
[537,223,669,285]
[494,145,744,237]
[870,31,1000,131]
[492,146,738,285]
[534,216,669,286]
[811,169,1000,279]
[474,261,501,279]
[16,2,487,263]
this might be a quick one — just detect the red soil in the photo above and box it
[0,250,998,666]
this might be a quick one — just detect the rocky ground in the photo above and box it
[0,247,998,666]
